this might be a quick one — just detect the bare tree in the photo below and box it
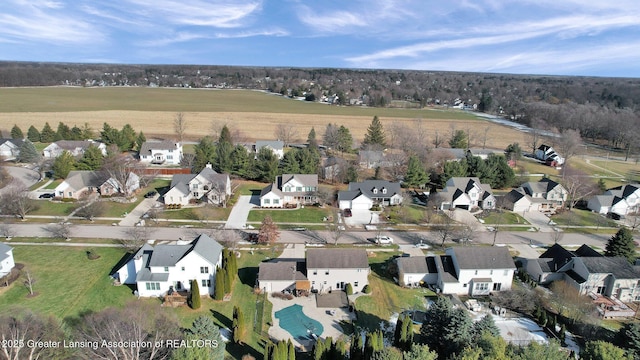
[562,166,598,210]
[557,128,583,177]
[434,210,456,246]
[45,221,73,239]
[101,154,144,198]
[549,280,597,324]
[432,130,443,148]
[385,152,408,182]
[121,226,154,252]
[74,196,105,221]
[274,123,299,147]
[0,221,15,239]
[0,311,64,360]
[0,184,35,219]
[257,216,279,245]
[551,228,565,244]
[173,112,187,142]
[482,126,490,149]
[326,211,345,245]
[456,220,478,245]
[23,269,36,296]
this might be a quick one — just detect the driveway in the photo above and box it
[521,210,554,232]
[1,166,40,195]
[343,209,379,228]
[224,195,256,229]
[448,209,484,230]
[119,195,161,226]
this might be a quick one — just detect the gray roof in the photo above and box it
[397,256,430,274]
[258,261,307,281]
[607,184,640,199]
[436,255,458,282]
[580,257,640,279]
[148,234,223,268]
[0,243,12,263]
[279,174,318,188]
[139,140,179,156]
[307,248,369,269]
[136,268,170,282]
[256,140,284,151]
[260,183,282,197]
[0,138,24,147]
[64,170,108,191]
[171,174,197,188]
[346,180,401,199]
[430,148,467,160]
[337,190,361,202]
[450,246,516,270]
[55,140,95,150]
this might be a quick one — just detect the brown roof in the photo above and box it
[296,280,311,290]
[306,248,369,269]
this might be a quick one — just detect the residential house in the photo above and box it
[396,256,438,288]
[54,170,140,200]
[164,164,232,206]
[438,177,496,211]
[0,138,23,161]
[260,174,318,208]
[43,140,107,159]
[358,150,390,169]
[255,140,284,159]
[559,256,640,303]
[321,156,344,182]
[0,244,15,278]
[504,178,567,213]
[467,148,503,160]
[522,244,602,285]
[338,180,403,210]
[534,144,565,166]
[306,248,370,293]
[588,184,640,216]
[257,260,308,294]
[139,140,183,165]
[113,234,223,297]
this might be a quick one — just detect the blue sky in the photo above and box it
[1,0,640,77]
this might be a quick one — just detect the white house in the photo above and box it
[521,244,602,285]
[396,256,438,288]
[255,140,284,159]
[505,178,567,213]
[257,260,308,294]
[535,144,565,166]
[306,248,370,294]
[54,170,140,200]
[0,244,15,278]
[113,234,223,297]
[43,140,107,159]
[0,138,23,161]
[588,184,640,216]
[164,164,232,206]
[338,180,403,210]
[438,177,496,211]
[259,174,318,208]
[139,140,183,165]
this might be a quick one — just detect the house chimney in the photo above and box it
[206,162,212,169]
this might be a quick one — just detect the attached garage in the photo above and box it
[257,260,307,294]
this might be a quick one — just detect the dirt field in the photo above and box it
[0,110,527,149]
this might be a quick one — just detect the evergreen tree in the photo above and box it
[403,344,438,360]
[370,347,402,360]
[56,122,71,140]
[296,148,320,174]
[51,151,76,179]
[404,155,429,188]
[345,165,359,183]
[230,145,250,177]
[605,228,636,263]
[27,125,40,142]
[350,333,364,360]
[81,122,95,140]
[10,124,23,139]
[256,147,279,182]
[214,266,225,300]
[119,124,137,151]
[263,341,274,360]
[190,279,201,309]
[193,136,217,173]
[334,338,347,359]
[473,314,500,339]
[69,125,83,140]
[100,122,120,146]
[513,340,570,360]
[485,154,515,189]
[223,265,232,294]
[287,339,296,360]
[135,132,146,152]
[421,296,454,354]
[40,122,56,143]
[449,129,468,149]
[363,116,386,148]
[581,341,628,360]
[307,127,318,150]
[336,125,353,153]
[232,305,245,344]
[345,283,353,295]
[17,139,41,163]
[280,150,301,174]
[216,125,234,173]
[76,145,104,170]
[442,308,474,356]
[440,159,468,186]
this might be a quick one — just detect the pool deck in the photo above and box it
[268,294,355,350]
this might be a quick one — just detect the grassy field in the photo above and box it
[0,87,529,149]
[162,206,231,221]
[480,211,529,225]
[0,246,133,320]
[354,252,435,331]
[247,206,332,223]
[550,209,617,227]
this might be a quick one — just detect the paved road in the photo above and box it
[0,166,40,195]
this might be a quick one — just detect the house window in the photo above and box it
[311,281,315,285]
[273,199,279,204]
[202,279,211,287]
[325,271,329,275]
[193,184,198,189]
[200,267,209,273]
[284,186,292,192]
[296,187,302,192]
[68,192,72,197]
[597,286,606,294]
[463,283,467,288]
[167,155,173,160]
[194,192,199,198]
[312,271,317,275]
[323,281,327,285]
[264,199,270,204]
[181,267,185,271]
[146,282,160,291]
[503,270,508,276]
[382,188,387,194]
[493,283,502,291]
[354,282,359,287]
[474,270,478,275]
[373,188,378,194]
[164,267,169,272]
[475,283,488,291]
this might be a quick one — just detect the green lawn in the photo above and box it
[387,204,426,224]
[0,246,133,320]
[44,179,63,189]
[162,206,231,221]
[355,252,435,331]
[0,87,478,121]
[28,200,76,216]
[247,206,332,223]
[480,211,529,225]
[550,209,617,227]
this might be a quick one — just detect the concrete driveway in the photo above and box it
[343,209,379,228]
[521,210,554,232]
[448,209,484,230]
[1,166,40,195]
[225,195,256,229]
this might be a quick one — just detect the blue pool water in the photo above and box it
[274,304,324,341]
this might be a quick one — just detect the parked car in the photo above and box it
[374,235,394,244]
[415,241,431,249]
[39,193,54,199]
[144,190,157,198]
[343,208,352,217]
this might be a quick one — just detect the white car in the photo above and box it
[415,241,431,249]
[374,235,394,244]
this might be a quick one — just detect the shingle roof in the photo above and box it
[55,140,94,150]
[306,248,369,269]
[256,140,284,151]
[258,261,307,281]
[573,244,602,258]
[139,140,179,156]
[397,257,429,274]
[279,174,318,188]
[0,243,12,263]
[450,246,516,270]
[580,257,640,279]
[64,170,108,191]
[147,234,223,267]
[346,180,401,199]
[0,138,23,147]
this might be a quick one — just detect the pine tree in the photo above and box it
[449,129,468,149]
[336,125,353,153]
[363,116,386,148]
[135,132,146,152]
[256,147,279,182]
[404,155,429,188]
[10,124,23,139]
[51,151,76,179]
[263,341,274,360]
[76,145,104,170]
[40,122,56,143]
[214,266,225,300]
[193,136,217,173]
[280,151,300,174]
[350,334,364,360]
[69,125,83,140]
[473,314,500,338]
[287,339,296,360]
[222,266,231,294]
[17,139,41,163]
[56,122,71,140]
[190,279,201,309]
[27,125,40,142]
[307,127,318,150]
[232,305,245,344]
[605,228,636,263]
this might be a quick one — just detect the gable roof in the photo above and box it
[346,180,401,199]
[449,246,515,270]
[279,174,318,188]
[139,140,179,155]
[574,244,603,257]
[0,243,12,263]
[147,234,223,268]
[256,140,284,151]
[53,140,97,150]
[258,261,307,281]
[306,248,368,269]
[397,256,431,274]
[64,170,108,191]
[0,138,23,147]
[579,257,640,279]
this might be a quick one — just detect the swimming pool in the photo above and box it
[274,304,324,341]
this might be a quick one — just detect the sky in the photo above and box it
[1,0,640,77]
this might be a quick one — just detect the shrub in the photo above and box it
[86,250,100,260]
[345,283,353,295]
[362,285,372,294]
[190,279,201,309]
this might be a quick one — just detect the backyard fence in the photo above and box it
[254,291,268,337]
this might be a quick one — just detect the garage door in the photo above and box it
[339,200,351,210]
[351,201,370,210]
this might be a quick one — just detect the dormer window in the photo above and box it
[382,188,387,194]
[373,188,378,194]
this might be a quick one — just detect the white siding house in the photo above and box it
[306,248,370,294]
[259,174,318,208]
[0,139,23,161]
[255,140,284,159]
[139,140,183,165]
[337,180,402,210]
[113,234,223,297]
[42,140,107,159]
[438,177,496,211]
[0,244,15,278]
[164,164,231,206]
